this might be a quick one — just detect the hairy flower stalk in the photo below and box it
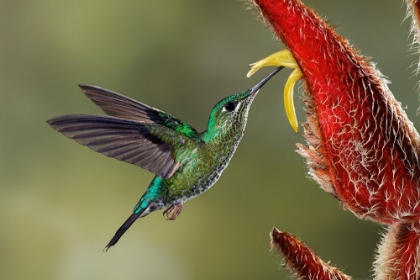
[248,0,420,278]
[375,222,420,279]
[270,228,350,280]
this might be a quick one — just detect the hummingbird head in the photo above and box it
[203,67,283,142]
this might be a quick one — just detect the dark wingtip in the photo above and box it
[46,116,62,127]
[45,115,72,127]
[79,84,103,100]
[78,84,118,99]
[78,84,98,92]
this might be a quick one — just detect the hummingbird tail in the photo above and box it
[104,212,142,252]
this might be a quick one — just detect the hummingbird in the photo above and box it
[47,66,283,251]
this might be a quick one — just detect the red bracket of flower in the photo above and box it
[249,0,420,279]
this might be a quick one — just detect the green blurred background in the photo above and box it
[2,1,417,279]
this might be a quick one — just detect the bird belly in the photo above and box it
[164,137,242,206]
[179,149,238,203]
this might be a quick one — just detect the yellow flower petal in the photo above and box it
[247,50,302,133]
[284,69,302,133]
[247,50,298,77]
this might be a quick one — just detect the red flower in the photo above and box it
[249,0,420,278]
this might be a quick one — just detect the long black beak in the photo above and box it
[249,66,284,97]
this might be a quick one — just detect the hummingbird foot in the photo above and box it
[163,202,184,220]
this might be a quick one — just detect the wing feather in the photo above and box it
[47,114,197,178]
[79,84,200,138]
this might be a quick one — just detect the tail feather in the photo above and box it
[104,212,141,252]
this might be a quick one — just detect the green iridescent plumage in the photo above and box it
[47,67,282,251]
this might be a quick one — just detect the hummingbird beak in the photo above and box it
[249,66,284,97]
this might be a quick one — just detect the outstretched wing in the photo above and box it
[47,114,198,178]
[79,84,200,138]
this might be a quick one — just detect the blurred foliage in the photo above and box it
[1,1,417,279]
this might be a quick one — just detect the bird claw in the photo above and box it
[163,203,184,220]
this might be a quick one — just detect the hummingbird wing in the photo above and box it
[79,84,200,138]
[47,115,198,178]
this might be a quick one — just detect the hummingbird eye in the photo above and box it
[224,101,238,112]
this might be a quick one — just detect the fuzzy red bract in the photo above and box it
[252,0,420,225]
[270,228,350,280]
[250,0,420,278]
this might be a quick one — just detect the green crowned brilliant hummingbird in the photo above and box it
[47,67,283,251]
